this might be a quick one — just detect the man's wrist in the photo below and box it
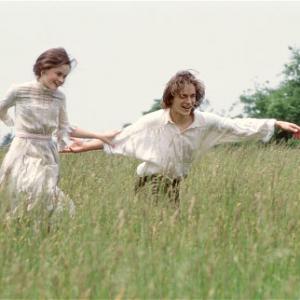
[275,120,281,129]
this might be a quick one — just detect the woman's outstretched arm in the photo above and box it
[70,127,120,145]
[61,138,104,153]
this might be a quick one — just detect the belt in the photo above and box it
[15,132,52,141]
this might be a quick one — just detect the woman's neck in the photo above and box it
[37,79,50,90]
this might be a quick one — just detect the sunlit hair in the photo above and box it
[33,47,77,78]
[162,70,205,109]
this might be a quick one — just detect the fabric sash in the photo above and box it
[15,131,52,141]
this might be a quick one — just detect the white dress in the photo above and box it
[0,80,75,217]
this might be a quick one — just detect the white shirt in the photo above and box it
[105,109,276,178]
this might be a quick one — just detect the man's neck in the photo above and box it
[169,109,194,131]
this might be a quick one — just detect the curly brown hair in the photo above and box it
[162,70,205,109]
[33,47,76,78]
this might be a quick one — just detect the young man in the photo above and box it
[65,70,300,203]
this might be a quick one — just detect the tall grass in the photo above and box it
[1,143,300,299]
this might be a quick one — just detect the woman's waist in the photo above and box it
[15,131,53,141]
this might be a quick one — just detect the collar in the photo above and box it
[35,80,49,91]
[163,108,205,128]
[35,79,56,93]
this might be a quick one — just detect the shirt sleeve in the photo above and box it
[104,114,161,162]
[56,96,73,151]
[203,113,276,148]
[0,85,17,127]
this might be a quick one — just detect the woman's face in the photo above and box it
[39,64,70,91]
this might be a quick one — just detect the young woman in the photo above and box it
[0,47,114,218]
[64,70,300,203]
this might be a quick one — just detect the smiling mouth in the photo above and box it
[181,105,192,111]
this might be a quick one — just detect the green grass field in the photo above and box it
[1,143,300,299]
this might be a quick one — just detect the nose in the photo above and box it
[187,96,194,104]
[58,76,64,84]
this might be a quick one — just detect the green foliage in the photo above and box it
[0,133,13,147]
[240,47,300,141]
[123,98,162,126]
[122,122,132,128]
[142,98,212,115]
[283,46,300,83]
[142,99,162,115]
[1,145,300,298]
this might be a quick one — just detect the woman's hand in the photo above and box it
[96,130,120,145]
[59,138,85,153]
[59,130,121,153]
[70,127,120,145]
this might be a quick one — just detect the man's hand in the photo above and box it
[275,121,300,135]
[59,138,84,153]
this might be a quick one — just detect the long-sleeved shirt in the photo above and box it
[105,108,276,178]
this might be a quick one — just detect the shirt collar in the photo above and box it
[163,108,205,128]
[163,108,173,125]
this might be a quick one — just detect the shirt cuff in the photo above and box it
[262,119,276,143]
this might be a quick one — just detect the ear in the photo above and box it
[41,69,47,76]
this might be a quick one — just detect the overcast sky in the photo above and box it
[1,1,300,134]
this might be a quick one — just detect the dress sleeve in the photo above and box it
[56,96,73,151]
[0,85,17,127]
[203,113,276,148]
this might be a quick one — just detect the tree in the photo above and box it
[142,97,212,115]
[240,47,300,141]
[142,99,162,115]
[0,132,13,147]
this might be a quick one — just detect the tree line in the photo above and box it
[240,46,300,141]
[140,47,300,142]
[1,47,300,146]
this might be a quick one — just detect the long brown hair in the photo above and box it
[162,70,205,109]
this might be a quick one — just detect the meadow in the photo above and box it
[1,142,300,299]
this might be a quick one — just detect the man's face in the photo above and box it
[171,83,196,117]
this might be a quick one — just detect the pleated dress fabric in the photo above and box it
[0,81,75,218]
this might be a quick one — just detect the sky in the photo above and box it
[0,1,300,135]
